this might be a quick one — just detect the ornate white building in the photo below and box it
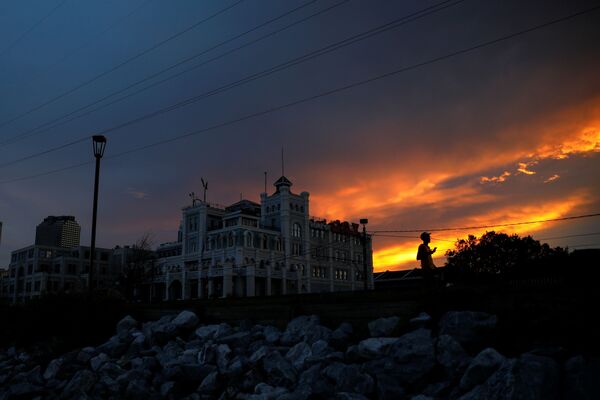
[144,176,373,300]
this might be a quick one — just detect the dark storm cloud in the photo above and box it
[1,0,599,268]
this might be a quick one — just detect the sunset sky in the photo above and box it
[0,0,599,270]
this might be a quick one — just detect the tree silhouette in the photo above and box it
[445,231,567,277]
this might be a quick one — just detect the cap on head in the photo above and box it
[420,232,431,241]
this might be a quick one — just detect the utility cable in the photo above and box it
[0,0,325,146]
[1,4,598,184]
[0,0,245,130]
[0,0,465,162]
[0,0,68,59]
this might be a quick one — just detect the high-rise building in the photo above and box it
[35,216,81,248]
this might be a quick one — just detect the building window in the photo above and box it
[34,281,41,291]
[228,233,234,247]
[276,239,282,252]
[26,282,32,292]
[27,264,33,274]
[292,223,302,238]
[54,264,61,273]
[245,232,253,248]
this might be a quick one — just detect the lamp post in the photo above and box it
[360,218,369,291]
[89,135,107,293]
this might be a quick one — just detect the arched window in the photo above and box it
[292,223,302,238]
[228,233,234,247]
[245,232,253,248]
[276,238,282,251]
[261,235,268,249]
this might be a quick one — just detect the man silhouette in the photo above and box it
[417,232,437,286]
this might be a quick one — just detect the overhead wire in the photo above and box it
[23,0,154,88]
[0,0,327,147]
[0,0,458,157]
[0,0,245,130]
[0,0,68,59]
[1,4,599,184]
[372,213,600,233]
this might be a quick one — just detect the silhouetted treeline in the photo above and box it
[443,231,598,284]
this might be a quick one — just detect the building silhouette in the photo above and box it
[35,216,81,248]
[140,176,373,301]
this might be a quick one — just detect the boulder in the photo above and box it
[304,325,332,345]
[76,346,97,364]
[323,362,374,394]
[376,373,406,400]
[281,315,320,345]
[126,378,151,399]
[62,369,96,398]
[172,310,199,330]
[217,331,252,348]
[335,393,369,400]
[297,363,331,398]
[459,354,560,400]
[436,334,471,378]
[331,322,353,348]
[128,333,147,355]
[388,328,435,385]
[311,340,331,358]
[249,345,270,365]
[43,357,64,380]
[409,312,432,330]
[197,370,220,394]
[215,344,232,372]
[198,343,217,365]
[286,342,312,370]
[90,353,109,372]
[262,350,297,388]
[357,338,399,359]
[117,315,138,338]
[195,323,232,341]
[264,326,282,344]
[5,382,44,398]
[368,316,400,337]
[97,336,128,358]
[438,311,497,349]
[460,348,505,392]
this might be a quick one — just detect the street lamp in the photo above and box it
[89,135,107,293]
[360,218,369,291]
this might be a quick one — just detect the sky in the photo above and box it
[0,0,599,271]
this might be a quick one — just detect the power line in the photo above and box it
[0,0,329,147]
[2,4,599,184]
[23,0,153,89]
[538,232,600,241]
[373,213,600,233]
[0,0,244,130]
[0,0,466,164]
[0,0,68,59]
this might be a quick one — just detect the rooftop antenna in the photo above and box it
[264,171,267,193]
[281,147,285,176]
[200,178,208,203]
[189,192,196,206]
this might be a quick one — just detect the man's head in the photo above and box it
[420,232,431,243]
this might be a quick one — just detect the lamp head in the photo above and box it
[92,135,107,158]
[360,218,368,225]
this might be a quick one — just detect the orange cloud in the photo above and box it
[481,171,511,184]
[372,194,589,271]
[516,161,537,175]
[544,174,560,183]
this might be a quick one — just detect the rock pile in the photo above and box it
[0,309,596,399]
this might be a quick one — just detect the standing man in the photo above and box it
[417,232,437,286]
